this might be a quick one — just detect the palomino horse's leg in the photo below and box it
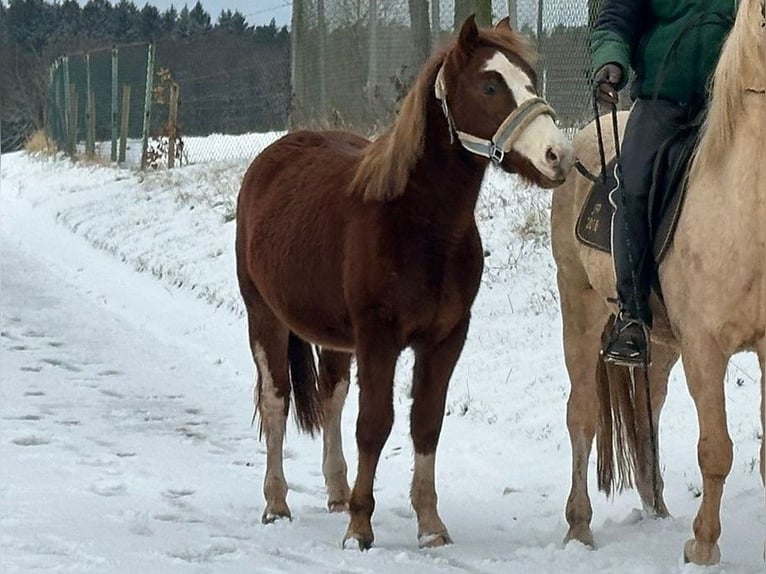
[632,342,677,518]
[317,349,352,512]
[560,284,609,547]
[343,320,399,550]
[681,337,732,565]
[243,298,293,524]
[410,318,470,548]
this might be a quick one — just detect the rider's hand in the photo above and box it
[594,63,623,107]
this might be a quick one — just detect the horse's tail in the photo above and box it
[596,318,638,496]
[287,332,323,436]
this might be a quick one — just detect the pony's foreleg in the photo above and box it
[409,318,470,548]
[632,341,677,518]
[560,285,608,547]
[343,320,399,550]
[681,337,731,566]
[318,349,352,512]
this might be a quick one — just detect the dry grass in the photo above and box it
[24,130,57,155]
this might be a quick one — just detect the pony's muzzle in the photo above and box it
[545,142,575,181]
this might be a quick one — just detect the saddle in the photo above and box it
[575,120,701,265]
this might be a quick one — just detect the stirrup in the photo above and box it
[602,315,651,368]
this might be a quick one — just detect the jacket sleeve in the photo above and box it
[591,0,646,89]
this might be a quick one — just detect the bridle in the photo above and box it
[434,63,556,164]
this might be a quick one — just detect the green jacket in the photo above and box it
[591,0,735,108]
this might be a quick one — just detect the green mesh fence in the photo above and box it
[49,43,152,165]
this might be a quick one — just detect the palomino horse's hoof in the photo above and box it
[683,539,721,565]
[563,526,595,549]
[261,509,292,525]
[327,499,349,513]
[418,531,453,548]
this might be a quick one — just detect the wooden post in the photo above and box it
[87,91,96,158]
[68,85,78,157]
[119,84,131,164]
[140,43,155,170]
[167,83,179,169]
[111,46,119,162]
[85,52,95,158]
[63,56,71,152]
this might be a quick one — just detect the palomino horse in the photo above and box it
[236,15,573,549]
[551,0,765,565]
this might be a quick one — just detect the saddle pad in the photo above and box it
[575,124,697,264]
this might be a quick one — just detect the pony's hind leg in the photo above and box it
[680,336,731,565]
[343,318,400,550]
[242,291,293,524]
[409,318,470,548]
[318,349,352,512]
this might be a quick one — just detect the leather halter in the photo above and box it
[434,63,556,164]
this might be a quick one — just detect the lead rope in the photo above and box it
[593,86,661,513]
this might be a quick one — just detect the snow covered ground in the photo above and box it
[1,143,763,573]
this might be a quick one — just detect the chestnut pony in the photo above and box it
[236,15,573,549]
[551,0,765,565]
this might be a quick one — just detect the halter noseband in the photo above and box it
[434,64,556,164]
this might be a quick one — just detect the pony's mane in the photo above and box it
[348,25,536,202]
[691,1,763,170]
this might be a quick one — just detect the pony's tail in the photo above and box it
[287,332,323,436]
[596,318,639,496]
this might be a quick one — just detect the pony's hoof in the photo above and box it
[261,507,292,524]
[328,499,349,513]
[418,531,453,548]
[342,530,373,551]
[563,526,594,548]
[683,539,721,565]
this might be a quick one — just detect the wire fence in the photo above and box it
[47,1,605,168]
[292,0,599,134]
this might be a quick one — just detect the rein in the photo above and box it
[434,64,556,164]
[585,87,662,512]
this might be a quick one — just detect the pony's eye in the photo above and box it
[483,82,497,96]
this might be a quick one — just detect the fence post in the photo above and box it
[63,56,71,151]
[87,91,96,158]
[119,84,131,164]
[68,84,78,157]
[167,83,179,169]
[85,52,95,158]
[367,0,378,106]
[111,46,119,162]
[140,43,155,170]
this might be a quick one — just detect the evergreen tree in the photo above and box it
[5,0,57,54]
[82,0,114,39]
[112,0,140,42]
[160,5,177,38]
[140,4,161,41]
[56,0,82,41]
[188,1,210,37]
[216,9,250,35]
[176,5,191,39]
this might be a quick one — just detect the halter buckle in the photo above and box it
[489,144,504,164]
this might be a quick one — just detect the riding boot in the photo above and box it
[601,99,693,367]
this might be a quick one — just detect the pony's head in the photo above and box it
[435,16,573,188]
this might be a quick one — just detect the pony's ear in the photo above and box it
[495,16,512,30]
[458,14,479,52]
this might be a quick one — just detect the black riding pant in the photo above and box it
[612,98,698,326]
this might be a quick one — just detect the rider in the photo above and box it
[591,0,736,365]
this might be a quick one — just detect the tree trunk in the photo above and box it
[408,0,430,68]
[454,0,492,29]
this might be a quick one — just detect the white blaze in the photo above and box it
[483,52,570,179]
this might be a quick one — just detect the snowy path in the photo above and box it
[1,153,763,573]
